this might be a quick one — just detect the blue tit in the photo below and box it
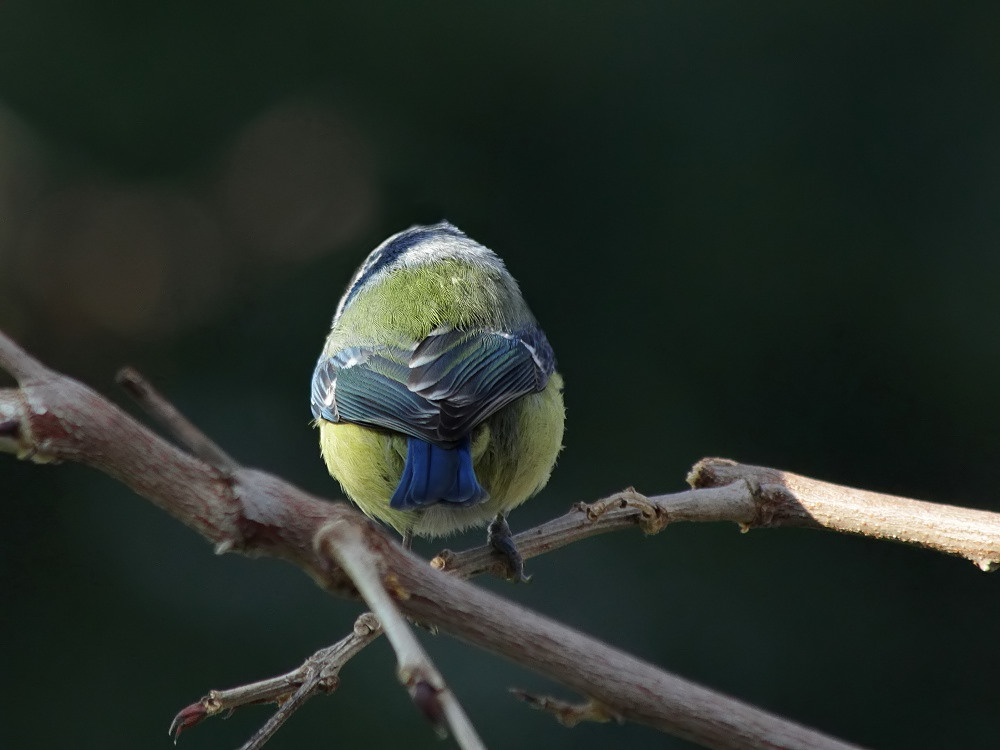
[310,221,564,563]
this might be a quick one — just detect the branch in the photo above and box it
[688,458,1000,571]
[319,518,864,750]
[14,326,995,748]
[116,365,239,473]
[169,613,382,747]
[0,333,484,742]
[0,331,355,593]
[208,460,1000,732]
[322,520,485,749]
[433,464,1000,577]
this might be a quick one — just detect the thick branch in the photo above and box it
[0,331,354,594]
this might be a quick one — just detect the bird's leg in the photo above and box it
[487,513,530,583]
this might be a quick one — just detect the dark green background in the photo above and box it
[2,2,999,748]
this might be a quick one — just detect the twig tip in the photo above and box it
[169,700,211,743]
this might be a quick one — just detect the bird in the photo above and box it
[310,221,564,579]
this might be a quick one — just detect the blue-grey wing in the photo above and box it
[310,326,555,447]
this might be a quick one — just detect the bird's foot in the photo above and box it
[487,513,530,583]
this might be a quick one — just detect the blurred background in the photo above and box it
[2,2,999,748]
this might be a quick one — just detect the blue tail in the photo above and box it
[390,436,487,510]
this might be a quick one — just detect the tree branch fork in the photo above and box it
[2,328,998,749]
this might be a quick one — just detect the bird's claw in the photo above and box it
[487,513,530,582]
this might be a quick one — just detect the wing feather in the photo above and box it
[310,326,554,447]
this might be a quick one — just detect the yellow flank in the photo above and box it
[318,373,565,537]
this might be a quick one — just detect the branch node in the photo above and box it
[975,558,998,573]
[410,678,448,738]
[384,571,412,600]
[578,490,626,521]
[510,689,622,727]
[580,488,668,534]
[354,612,381,635]
[741,475,766,528]
[214,538,236,555]
[737,475,793,529]
[429,548,455,571]
[754,482,798,527]
[0,395,63,463]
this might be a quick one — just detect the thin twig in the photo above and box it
[318,519,486,750]
[116,366,238,473]
[236,673,318,750]
[432,487,670,578]
[169,613,382,744]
